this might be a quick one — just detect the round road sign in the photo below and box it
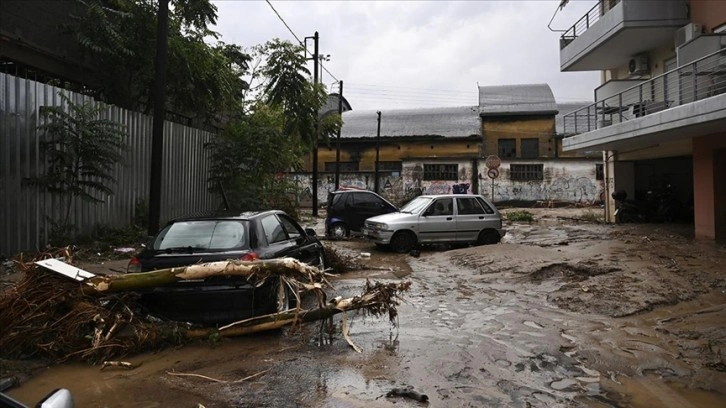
[485,155,501,169]
[487,168,499,179]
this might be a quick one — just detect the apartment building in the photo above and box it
[557,0,726,240]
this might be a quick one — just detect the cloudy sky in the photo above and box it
[211,0,601,110]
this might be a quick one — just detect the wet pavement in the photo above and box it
[4,208,726,407]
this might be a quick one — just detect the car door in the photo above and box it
[455,196,491,242]
[418,197,455,243]
[259,214,300,260]
[277,213,320,265]
[347,192,389,231]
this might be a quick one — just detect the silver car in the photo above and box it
[362,194,506,253]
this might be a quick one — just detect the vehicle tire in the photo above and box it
[390,230,417,253]
[329,223,349,239]
[477,229,500,245]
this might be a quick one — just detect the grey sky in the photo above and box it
[211,0,600,110]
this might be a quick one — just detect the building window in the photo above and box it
[510,164,543,181]
[377,161,403,172]
[521,138,540,159]
[424,164,458,181]
[595,163,604,180]
[498,139,516,158]
[324,161,358,172]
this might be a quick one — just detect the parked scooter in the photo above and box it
[611,191,650,223]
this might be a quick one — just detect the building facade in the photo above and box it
[296,84,601,207]
[557,0,726,240]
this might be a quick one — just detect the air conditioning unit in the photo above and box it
[675,23,703,48]
[628,55,649,75]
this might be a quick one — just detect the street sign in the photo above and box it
[487,168,499,179]
[485,155,501,169]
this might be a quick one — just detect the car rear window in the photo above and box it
[154,220,248,250]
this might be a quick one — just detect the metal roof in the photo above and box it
[340,106,481,139]
[479,84,558,116]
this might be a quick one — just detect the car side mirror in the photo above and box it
[305,228,317,236]
[36,388,74,408]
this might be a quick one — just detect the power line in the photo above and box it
[264,0,339,82]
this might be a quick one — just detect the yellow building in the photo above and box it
[298,84,601,206]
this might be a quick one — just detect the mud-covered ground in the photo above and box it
[3,208,726,407]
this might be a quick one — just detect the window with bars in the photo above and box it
[498,139,516,158]
[510,164,543,181]
[377,161,403,172]
[521,138,540,159]
[423,164,458,181]
[324,161,359,172]
[596,163,604,180]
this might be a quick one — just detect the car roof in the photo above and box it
[169,209,286,222]
[332,189,377,195]
[417,194,488,199]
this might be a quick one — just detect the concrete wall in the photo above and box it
[291,157,601,208]
[315,138,480,172]
[477,159,604,204]
[692,132,726,240]
[690,1,726,33]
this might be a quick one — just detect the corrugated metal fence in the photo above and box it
[0,73,219,255]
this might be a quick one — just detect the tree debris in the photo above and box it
[386,385,429,402]
[0,249,410,364]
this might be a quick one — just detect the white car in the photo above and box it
[362,194,506,253]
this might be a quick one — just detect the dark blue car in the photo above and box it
[325,190,398,238]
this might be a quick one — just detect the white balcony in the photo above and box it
[560,0,689,72]
[562,47,726,152]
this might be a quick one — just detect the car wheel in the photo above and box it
[329,223,349,239]
[477,229,501,245]
[390,230,417,253]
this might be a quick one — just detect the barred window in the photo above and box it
[510,164,543,181]
[595,163,604,181]
[324,161,359,172]
[377,161,403,172]
[498,139,516,158]
[521,138,539,159]
[423,164,458,181]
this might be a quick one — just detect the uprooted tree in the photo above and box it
[0,250,410,364]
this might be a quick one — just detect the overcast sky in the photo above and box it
[211,0,601,111]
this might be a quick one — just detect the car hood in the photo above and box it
[366,212,419,224]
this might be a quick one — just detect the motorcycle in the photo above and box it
[612,190,650,223]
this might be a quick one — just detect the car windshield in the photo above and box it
[153,220,248,251]
[400,196,433,214]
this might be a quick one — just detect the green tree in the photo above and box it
[207,105,302,215]
[258,39,340,149]
[71,0,250,125]
[25,93,127,222]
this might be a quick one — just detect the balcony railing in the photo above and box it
[560,0,620,49]
[563,47,726,136]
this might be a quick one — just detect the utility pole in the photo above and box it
[335,80,343,190]
[375,111,381,193]
[311,31,319,217]
[148,0,169,235]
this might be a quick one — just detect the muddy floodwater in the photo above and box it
[4,208,726,407]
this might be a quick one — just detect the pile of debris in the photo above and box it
[0,248,410,364]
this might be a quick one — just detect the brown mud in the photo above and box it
[3,207,726,407]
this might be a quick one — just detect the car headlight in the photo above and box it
[369,222,388,231]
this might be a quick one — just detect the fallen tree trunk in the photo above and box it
[187,281,410,338]
[80,258,331,294]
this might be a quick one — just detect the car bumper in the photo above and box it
[361,228,395,244]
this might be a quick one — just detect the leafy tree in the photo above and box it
[207,105,302,216]
[258,39,340,149]
[71,0,250,125]
[25,93,127,222]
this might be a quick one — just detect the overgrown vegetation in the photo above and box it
[71,0,250,125]
[506,210,536,223]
